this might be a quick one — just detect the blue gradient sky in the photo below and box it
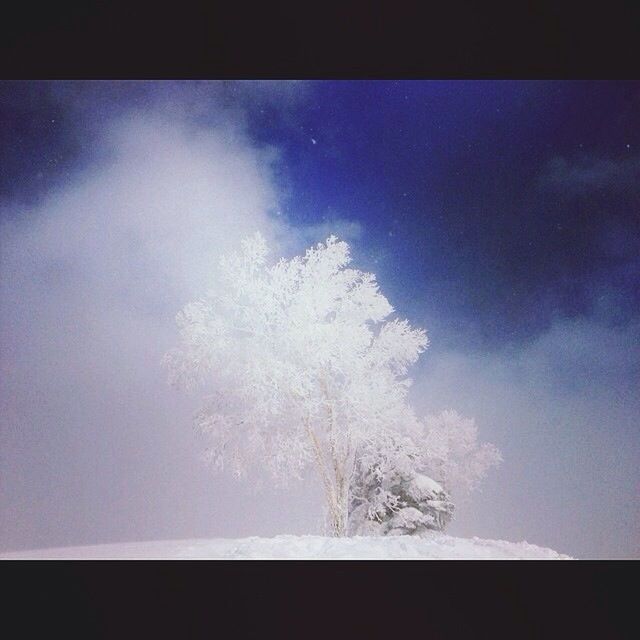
[1,81,638,557]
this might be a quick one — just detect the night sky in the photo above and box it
[1,81,638,557]
[249,81,640,347]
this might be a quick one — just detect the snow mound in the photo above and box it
[0,534,572,560]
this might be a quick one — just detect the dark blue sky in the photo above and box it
[243,81,640,350]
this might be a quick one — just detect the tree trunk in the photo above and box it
[306,421,345,536]
[327,451,351,537]
[326,495,346,536]
[306,414,352,537]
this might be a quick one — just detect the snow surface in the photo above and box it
[408,473,445,498]
[0,534,571,560]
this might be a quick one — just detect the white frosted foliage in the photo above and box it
[164,233,428,536]
[422,409,503,500]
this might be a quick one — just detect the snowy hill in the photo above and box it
[0,533,571,559]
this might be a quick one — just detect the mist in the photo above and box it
[0,95,325,551]
[411,316,639,558]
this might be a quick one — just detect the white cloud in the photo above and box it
[0,103,324,551]
[539,154,640,194]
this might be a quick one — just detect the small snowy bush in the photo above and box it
[348,409,502,537]
[348,433,454,536]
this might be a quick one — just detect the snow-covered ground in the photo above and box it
[0,533,571,559]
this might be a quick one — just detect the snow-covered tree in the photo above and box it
[164,233,428,536]
[421,409,502,501]
[348,432,455,536]
[347,410,501,536]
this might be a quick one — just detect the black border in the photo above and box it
[3,560,636,637]
[1,1,639,78]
